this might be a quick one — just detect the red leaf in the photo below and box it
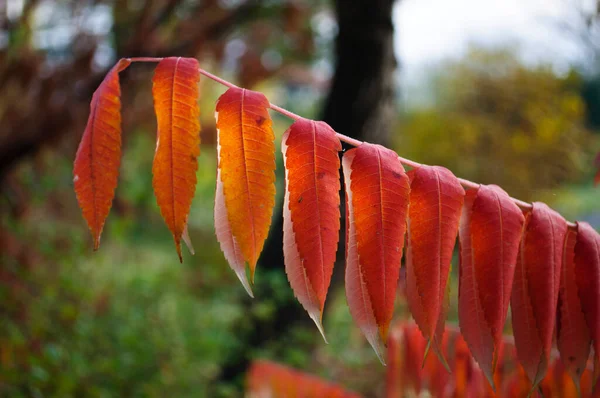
[151,57,201,262]
[574,222,600,381]
[342,143,410,362]
[556,228,591,389]
[403,323,426,394]
[458,184,524,388]
[405,165,464,361]
[247,359,362,397]
[214,87,276,296]
[511,202,568,390]
[453,334,488,397]
[386,325,405,398]
[282,118,341,339]
[74,58,131,250]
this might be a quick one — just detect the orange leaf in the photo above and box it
[214,87,275,296]
[556,228,591,390]
[385,325,405,398]
[574,222,600,381]
[403,323,426,395]
[151,57,201,262]
[246,359,362,398]
[453,334,488,397]
[282,118,341,339]
[458,185,524,389]
[405,165,464,361]
[342,143,410,363]
[74,58,131,250]
[511,202,568,391]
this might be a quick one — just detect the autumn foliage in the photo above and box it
[246,360,361,397]
[386,321,598,397]
[74,57,600,394]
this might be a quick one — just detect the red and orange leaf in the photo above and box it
[281,118,341,339]
[574,222,600,381]
[433,263,452,372]
[453,334,488,397]
[458,184,524,389]
[151,57,201,262]
[342,143,410,363]
[405,165,464,361]
[386,325,405,398]
[424,331,451,397]
[246,360,362,398]
[402,323,426,395]
[74,58,132,250]
[214,87,275,296]
[511,202,568,391]
[556,228,591,389]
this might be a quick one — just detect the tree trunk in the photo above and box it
[218,0,398,388]
[323,0,398,146]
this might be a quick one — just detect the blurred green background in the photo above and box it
[1,1,599,397]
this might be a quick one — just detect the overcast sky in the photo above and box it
[393,0,590,80]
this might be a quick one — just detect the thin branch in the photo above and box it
[128,57,164,63]
[127,57,576,228]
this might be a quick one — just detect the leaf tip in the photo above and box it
[93,236,100,251]
[176,241,183,263]
[182,225,195,255]
[308,310,328,344]
[482,367,497,394]
[234,267,254,298]
[365,331,387,366]
[432,338,451,373]
[421,339,432,369]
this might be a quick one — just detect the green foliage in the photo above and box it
[397,48,599,199]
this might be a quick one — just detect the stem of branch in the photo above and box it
[128,57,164,63]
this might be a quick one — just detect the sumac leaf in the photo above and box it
[74,58,131,250]
[453,334,487,397]
[214,87,275,296]
[458,184,524,389]
[247,360,362,398]
[151,57,201,261]
[402,322,426,395]
[511,202,567,390]
[342,143,410,362]
[557,228,591,389]
[574,222,600,381]
[405,165,464,362]
[281,119,341,339]
[386,326,405,398]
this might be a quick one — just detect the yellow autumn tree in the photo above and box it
[398,48,597,200]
